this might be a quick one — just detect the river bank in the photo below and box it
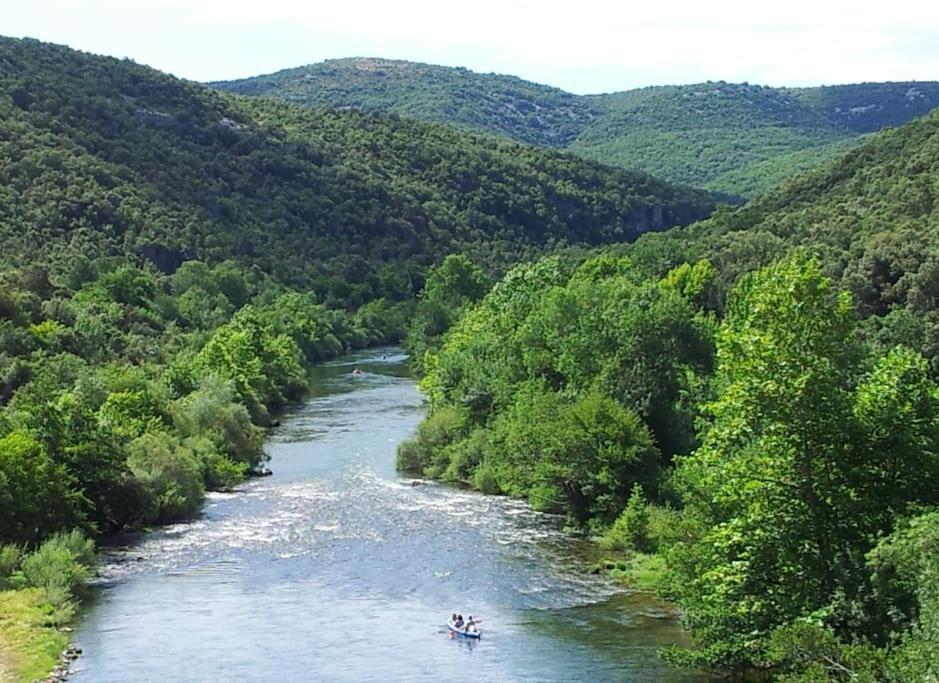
[0,589,69,682]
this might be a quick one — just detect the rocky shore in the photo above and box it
[42,644,81,683]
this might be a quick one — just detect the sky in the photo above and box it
[5,0,939,94]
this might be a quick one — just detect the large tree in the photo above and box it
[667,254,939,668]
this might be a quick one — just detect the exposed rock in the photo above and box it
[218,116,246,131]
[42,644,81,682]
[133,108,175,125]
[249,465,273,477]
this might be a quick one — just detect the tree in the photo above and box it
[0,431,83,544]
[494,386,659,525]
[405,254,491,371]
[666,254,939,668]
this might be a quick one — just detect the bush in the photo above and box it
[528,483,564,513]
[128,432,205,523]
[472,461,502,495]
[395,407,466,475]
[600,484,651,552]
[0,544,23,588]
[171,375,265,468]
[645,504,683,551]
[442,428,491,483]
[186,436,247,490]
[15,530,94,621]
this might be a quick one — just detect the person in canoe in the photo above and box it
[351,367,364,376]
[465,616,478,633]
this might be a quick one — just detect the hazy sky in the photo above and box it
[5,0,939,94]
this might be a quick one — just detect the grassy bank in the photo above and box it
[0,532,94,682]
[0,589,69,682]
[592,552,668,593]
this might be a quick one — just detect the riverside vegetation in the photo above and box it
[0,36,715,681]
[399,106,939,680]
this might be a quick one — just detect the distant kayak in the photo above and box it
[447,620,481,639]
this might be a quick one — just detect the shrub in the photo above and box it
[528,483,563,513]
[0,544,23,588]
[128,432,205,522]
[395,407,466,475]
[16,530,94,619]
[472,461,502,495]
[442,428,491,483]
[171,375,265,467]
[600,484,651,552]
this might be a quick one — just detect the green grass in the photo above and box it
[594,552,668,592]
[0,589,68,683]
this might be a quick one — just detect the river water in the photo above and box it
[72,348,708,682]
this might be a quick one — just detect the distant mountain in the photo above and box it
[212,60,939,197]
[210,58,601,148]
[571,81,939,197]
[0,38,713,300]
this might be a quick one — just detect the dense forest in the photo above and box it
[0,252,413,677]
[213,59,939,196]
[211,58,599,147]
[399,105,939,679]
[0,37,713,305]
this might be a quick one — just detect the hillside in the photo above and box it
[213,60,939,196]
[630,106,939,368]
[210,57,601,147]
[0,38,713,303]
[571,81,939,196]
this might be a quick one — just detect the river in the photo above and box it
[72,347,708,682]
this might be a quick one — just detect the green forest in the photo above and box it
[214,60,939,197]
[398,106,939,680]
[0,37,712,303]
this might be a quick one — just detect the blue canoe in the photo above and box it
[448,620,482,639]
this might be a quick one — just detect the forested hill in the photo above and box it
[634,105,939,368]
[213,59,939,197]
[210,57,600,147]
[0,37,713,301]
[570,81,939,196]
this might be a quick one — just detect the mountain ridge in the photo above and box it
[212,58,939,196]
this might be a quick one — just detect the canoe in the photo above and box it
[447,620,482,639]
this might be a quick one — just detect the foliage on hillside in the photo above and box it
[0,37,712,307]
[0,256,409,545]
[210,57,600,147]
[629,107,939,371]
[571,81,939,196]
[214,61,939,197]
[406,250,939,680]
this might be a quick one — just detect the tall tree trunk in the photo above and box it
[562,480,590,527]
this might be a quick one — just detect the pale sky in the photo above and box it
[5,0,939,94]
